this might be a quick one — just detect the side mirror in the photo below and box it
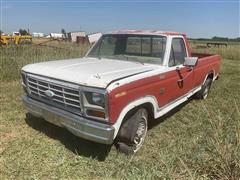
[184,57,198,67]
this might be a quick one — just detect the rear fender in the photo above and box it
[203,70,216,85]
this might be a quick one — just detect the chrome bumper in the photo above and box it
[22,96,115,144]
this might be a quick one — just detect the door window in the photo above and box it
[169,38,187,67]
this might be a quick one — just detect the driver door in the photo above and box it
[168,38,194,100]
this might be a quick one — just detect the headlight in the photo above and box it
[82,90,108,120]
[83,92,105,108]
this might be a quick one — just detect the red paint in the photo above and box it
[183,35,192,56]
[107,37,221,124]
[111,30,186,36]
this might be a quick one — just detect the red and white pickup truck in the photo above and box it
[21,30,221,154]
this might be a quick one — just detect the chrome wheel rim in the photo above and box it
[133,116,147,153]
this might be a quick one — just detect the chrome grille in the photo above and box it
[26,75,82,113]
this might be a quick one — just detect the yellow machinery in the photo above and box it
[0,35,11,45]
[0,35,32,45]
[12,35,32,45]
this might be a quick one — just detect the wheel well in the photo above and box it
[207,71,214,80]
[116,102,154,142]
[123,102,154,123]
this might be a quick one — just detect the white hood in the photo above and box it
[22,57,159,88]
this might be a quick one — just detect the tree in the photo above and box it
[19,29,29,35]
[212,36,228,42]
[0,30,3,35]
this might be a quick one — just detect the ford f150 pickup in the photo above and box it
[21,30,221,154]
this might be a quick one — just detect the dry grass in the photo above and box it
[0,43,90,81]
[0,41,240,179]
[190,40,240,60]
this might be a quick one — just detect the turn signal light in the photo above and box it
[86,109,105,119]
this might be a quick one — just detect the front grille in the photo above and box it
[26,75,82,114]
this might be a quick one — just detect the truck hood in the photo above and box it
[22,57,159,88]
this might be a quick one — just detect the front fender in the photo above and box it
[112,96,158,138]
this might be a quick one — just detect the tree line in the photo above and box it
[190,36,240,42]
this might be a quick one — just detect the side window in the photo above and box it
[169,38,187,67]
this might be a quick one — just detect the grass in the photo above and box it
[0,41,240,179]
[0,42,89,81]
[190,40,240,60]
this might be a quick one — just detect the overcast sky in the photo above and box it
[1,0,239,38]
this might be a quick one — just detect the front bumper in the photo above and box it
[22,95,115,144]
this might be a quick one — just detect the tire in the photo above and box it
[116,108,148,155]
[195,78,212,99]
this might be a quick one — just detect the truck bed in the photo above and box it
[192,52,216,58]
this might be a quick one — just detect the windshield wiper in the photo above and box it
[112,55,143,64]
[120,54,144,65]
[132,59,144,65]
[92,54,144,65]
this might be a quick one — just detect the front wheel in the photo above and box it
[116,108,148,155]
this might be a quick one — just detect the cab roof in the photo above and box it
[107,30,186,36]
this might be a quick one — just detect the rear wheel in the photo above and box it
[116,108,148,155]
[195,78,212,99]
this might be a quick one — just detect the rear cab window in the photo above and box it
[125,36,167,64]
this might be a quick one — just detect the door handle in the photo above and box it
[176,67,183,80]
[176,66,193,88]
[176,67,184,88]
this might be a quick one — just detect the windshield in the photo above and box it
[87,34,167,65]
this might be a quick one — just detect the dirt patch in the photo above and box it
[1,131,18,143]
[0,130,20,154]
